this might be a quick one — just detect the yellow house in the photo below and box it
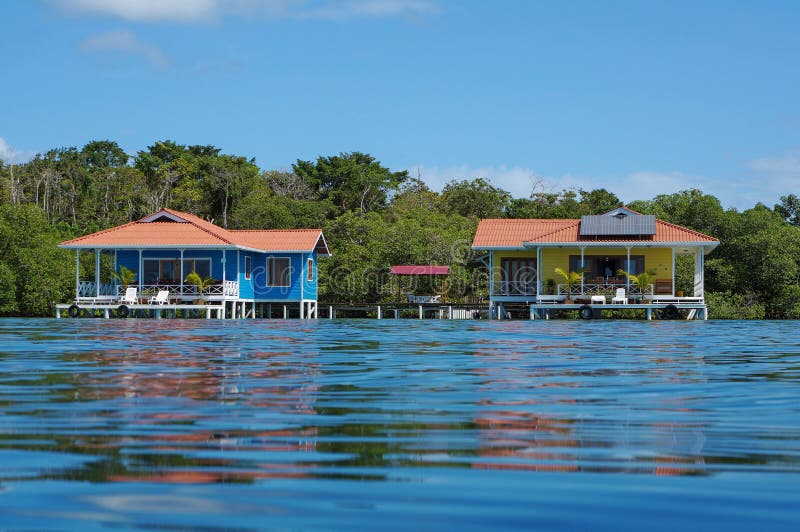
[471,207,720,319]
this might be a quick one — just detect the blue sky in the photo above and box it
[1,0,800,209]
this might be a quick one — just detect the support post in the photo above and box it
[489,251,495,298]
[75,250,80,299]
[580,247,585,295]
[536,246,542,300]
[377,305,382,320]
[626,247,631,292]
[138,249,143,293]
[300,301,305,319]
[180,249,184,297]
[671,248,676,296]
[95,249,101,297]
[694,247,705,298]
[488,251,494,319]
[418,305,423,320]
[283,305,287,319]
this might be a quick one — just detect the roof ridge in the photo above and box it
[230,228,322,233]
[159,208,237,245]
[481,218,578,223]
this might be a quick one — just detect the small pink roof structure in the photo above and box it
[390,265,450,276]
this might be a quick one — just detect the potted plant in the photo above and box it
[185,271,214,304]
[554,267,584,304]
[544,278,556,295]
[618,269,657,301]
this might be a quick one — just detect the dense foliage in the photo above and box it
[1,140,799,319]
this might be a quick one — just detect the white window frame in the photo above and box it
[142,257,212,283]
[267,256,292,287]
[307,257,314,282]
[244,256,252,280]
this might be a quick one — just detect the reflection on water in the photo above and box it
[1,319,799,529]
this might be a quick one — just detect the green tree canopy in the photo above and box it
[440,178,510,219]
[293,152,408,215]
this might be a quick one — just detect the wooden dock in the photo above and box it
[525,301,707,320]
[56,302,226,319]
[54,300,707,320]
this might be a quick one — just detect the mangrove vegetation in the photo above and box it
[1,139,799,319]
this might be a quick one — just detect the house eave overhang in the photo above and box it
[521,241,720,252]
[471,245,528,251]
[60,243,259,252]
[58,243,333,255]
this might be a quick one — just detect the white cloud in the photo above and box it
[748,149,800,180]
[55,0,219,23]
[291,0,441,20]
[0,138,34,164]
[80,29,172,70]
[410,163,749,207]
[743,149,800,206]
[606,171,706,203]
[411,164,543,198]
[54,0,441,23]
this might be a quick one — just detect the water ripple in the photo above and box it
[1,318,799,529]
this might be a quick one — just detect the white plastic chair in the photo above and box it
[611,288,627,304]
[118,287,138,305]
[148,290,170,305]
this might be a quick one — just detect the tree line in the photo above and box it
[1,139,799,319]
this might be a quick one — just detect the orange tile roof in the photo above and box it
[472,218,719,248]
[231,229,330,255]
[60,209,328,254]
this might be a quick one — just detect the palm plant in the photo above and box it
[111,266,137,291]
[618,269,657,297]
[185,271,215,303]
[554,267,585,300]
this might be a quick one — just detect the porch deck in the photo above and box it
[75,280,240,301]
[56,302,226,319]
[523,299,708,320]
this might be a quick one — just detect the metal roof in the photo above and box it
[579,214,656,237]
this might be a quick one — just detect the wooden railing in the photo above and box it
[78,280,240,300]
[494,281,537,296]
[78,281,116,298]
[557,283,654,296]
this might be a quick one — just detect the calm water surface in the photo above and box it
[0,318,798,530]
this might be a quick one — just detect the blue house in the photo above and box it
[59,208,330,318]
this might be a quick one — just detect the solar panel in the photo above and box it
[579,214,656,236]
